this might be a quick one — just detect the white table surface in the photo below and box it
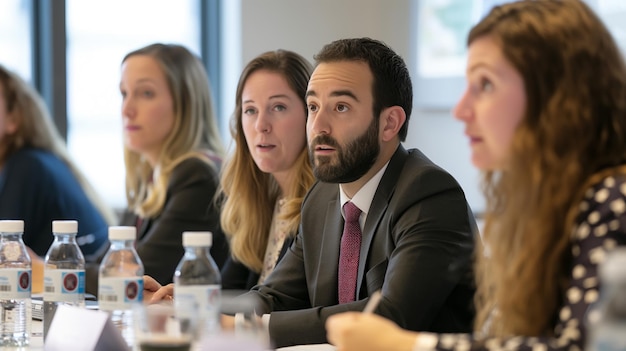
[278,344,335,351]
[13,320,334,351]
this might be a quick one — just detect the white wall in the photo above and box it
[223,0,484,214]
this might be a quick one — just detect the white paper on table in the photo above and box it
[44,304,128,351]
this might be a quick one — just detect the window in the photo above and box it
[592,1,626,53]
[0,0,32,80]
[414,0,511,109]
[413,0,626,110]
[65,0,201,209]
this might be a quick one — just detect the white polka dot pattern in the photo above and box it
[431,174,626,351]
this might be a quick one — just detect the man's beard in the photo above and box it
[309,116,379,183]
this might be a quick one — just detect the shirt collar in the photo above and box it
[339,161,390,219]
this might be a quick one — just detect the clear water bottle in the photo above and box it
[587,247,626,351]
[98,226,144,348]
[0,220,31,347]
[174,231,221,335]
[43,220,85,339]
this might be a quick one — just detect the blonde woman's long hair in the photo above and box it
[220,50,314,272]
[472,0,626,337]
[122,44,225,218]
[0,65,116,225]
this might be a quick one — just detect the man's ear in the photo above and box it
[380,106,406,142]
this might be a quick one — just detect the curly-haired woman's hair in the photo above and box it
[219,50,314,272]
[122,43,224,218]
[0,64,116,225]
[472,0,626,336]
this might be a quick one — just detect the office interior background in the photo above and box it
[1,0,624,216]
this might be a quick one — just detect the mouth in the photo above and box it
[125,125,141,131]
[256,143,276,151]
[469,136,482,143]
[465,131,482,144]
[314,144,336,155]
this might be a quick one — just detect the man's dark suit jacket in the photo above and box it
[241,145,477,347]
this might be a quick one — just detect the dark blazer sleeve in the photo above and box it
[240,146,477,347]
[221,236,295,292]
[135,158,229,285]
[221,257,259,292]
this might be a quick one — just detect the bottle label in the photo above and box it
[98,276,143,311]
[0,268,31,299]
[43,269,85,302]
[174,284,220,318]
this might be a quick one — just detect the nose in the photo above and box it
[452,88,472,122]
[255,110,271,133]
[307,107,330,137]
[121,95,135,120]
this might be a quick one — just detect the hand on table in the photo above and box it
[325,312,417,351]
[142,275,173,304]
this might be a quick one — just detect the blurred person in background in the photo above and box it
[0,64,114,257]
[85,43,229,295]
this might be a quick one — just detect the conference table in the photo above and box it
[8,320,336,351]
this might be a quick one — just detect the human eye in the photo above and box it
[480,78,494,92]
[336,103,349,113]
[141,89,155,98]
[243,106,257,115]
[120,89,127,99]
[307,103,318,113]
[469,75,493,96]
[273,104,287,112]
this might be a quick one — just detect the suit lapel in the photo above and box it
[137,216,151,240]
[317,197,342,305]
[356,145,409,297]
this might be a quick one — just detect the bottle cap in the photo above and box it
[108,226,137,241]
[52,220,78,233]
[182,231,212,247]
[0,220,24,233]
[601,247,626,282]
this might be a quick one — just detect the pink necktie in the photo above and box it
[338,201,362,304]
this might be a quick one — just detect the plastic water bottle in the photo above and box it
[98,226,144,347]
[174,231,221,334]
[0,220,31,347]
[43,220,85,339]
[587,247,626,351]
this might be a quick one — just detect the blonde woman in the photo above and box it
[326,1,626,350]
[86,43,228,294]
[0,64,114,258]
[220,50,315,290]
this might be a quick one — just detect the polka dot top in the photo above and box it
[419,174,626,351]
